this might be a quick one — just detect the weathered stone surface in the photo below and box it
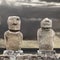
[0,55,10,60]
[37,18,55,50]
[0,54,60,60]
[41,18,52,28]
[4,31,23,51]
[17,54,37,60]
[7,16,21,30]
[3,50,14,55]
[4,16,23,51]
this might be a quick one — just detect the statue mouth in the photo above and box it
[12,23,17,25]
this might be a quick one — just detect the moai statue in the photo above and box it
[37,18,55,51]
[3,16,23,59]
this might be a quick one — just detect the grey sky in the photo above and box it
[0,0,60,6]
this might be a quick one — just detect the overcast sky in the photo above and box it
[0,0,60,6]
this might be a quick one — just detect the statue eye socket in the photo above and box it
[17,18,19,21]
[45,20,49,22]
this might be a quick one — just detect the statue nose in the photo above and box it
[13,20,17,24]
[12,20,17,25]
[13,22,17,25]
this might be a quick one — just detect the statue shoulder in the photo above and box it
[18,31,23,37]
[37,28,42,33]
[50,29,55,35]
[4,30,10,35]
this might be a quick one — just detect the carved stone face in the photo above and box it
[41,18,52,29]
[7,16,21,30]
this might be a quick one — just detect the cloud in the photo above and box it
[0,0,60,6]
